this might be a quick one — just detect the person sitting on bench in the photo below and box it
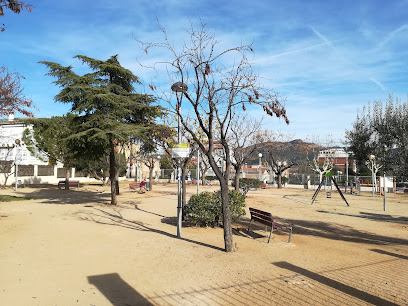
[139,179,147,194]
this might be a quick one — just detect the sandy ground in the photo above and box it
[0,181,407,306]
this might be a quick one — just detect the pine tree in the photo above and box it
[40,55,163,204]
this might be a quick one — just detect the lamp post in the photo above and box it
[171,81,188,238]
[14,139,21,192]
[369,155,375,197]
[346,152,349,191]
[383,146,387,212]
[258,153,262,181]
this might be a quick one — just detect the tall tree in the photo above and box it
[264,150,296,188]
[139,23,288,252]
[229,115,264,191]
[0,66,35,117]
[140,153,158,191]
[40,55,163,204]
[346,95,408,179]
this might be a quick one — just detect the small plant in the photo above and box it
[232,178,262,196]
[185,190,246,227]
[0,195,30,202]
[238,178,262,189]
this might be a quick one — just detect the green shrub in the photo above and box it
[232,178,262,189]
[185,190,246,227]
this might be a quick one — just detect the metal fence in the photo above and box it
[157,169,389,194]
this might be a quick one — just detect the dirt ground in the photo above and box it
[0,181,407,306]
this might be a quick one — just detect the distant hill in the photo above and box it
[247,139,321,165]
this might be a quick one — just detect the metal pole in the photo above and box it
[197,149,199,194]
[15,162,18,192]
[15,143,19,192]
[372,162,375,197]
[258,155,262,180]
[383,171,386,211]
[171,82,188,239]
[176,96,182,238]
[346,154,349,192]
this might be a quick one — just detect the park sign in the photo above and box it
[172,143,190,158]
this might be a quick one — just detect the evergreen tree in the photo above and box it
[40,55,163,204]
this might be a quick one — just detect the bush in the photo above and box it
[232,178,262,189]
[185,190,246,227]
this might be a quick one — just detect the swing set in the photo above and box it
[311,170,349,206]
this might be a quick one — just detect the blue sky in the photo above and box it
[1,0,408,145]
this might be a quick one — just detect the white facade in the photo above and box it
[0,117,102,186]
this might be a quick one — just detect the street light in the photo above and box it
[383,146,388,212]
[369,154,375,197]
[171,81,188,238]
[258,153,262,181]
[14,139,21,192]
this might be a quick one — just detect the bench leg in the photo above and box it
[268,227,273,244]
[247,219,253,233]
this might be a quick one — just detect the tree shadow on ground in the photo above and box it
[17,187,111,205]
[317,210,408,225]
[289,218,408,246]
[146,258,405,305]
[88,273,153,305]
[371,249,408,260]
[273,261,398,306]
[77,207,224,252]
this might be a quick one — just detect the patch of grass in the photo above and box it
[0,195,30,202]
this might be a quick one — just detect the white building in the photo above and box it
[0,117,99,186]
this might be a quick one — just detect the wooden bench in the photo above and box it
[58,180,80,189]
[248,207,292,243]
[129,183,141,191]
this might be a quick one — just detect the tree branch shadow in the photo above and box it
[317,210,408,225]
[290,218,408,246]
[272,261,398,305]
[77,207,225,252]
[18,187,111,205]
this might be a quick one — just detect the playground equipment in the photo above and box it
[311,170,349,206]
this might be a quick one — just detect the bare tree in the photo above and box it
[264,150,296,188]
[0,66,36,116]
[229,114,263,190]
[198,148,210,186]
[141,153,157,191]
[309,155,334,183]
[138,22,288,252]
[0,145,14,187]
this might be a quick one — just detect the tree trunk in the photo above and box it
[201,169,206,186]
[115,170,120,195]
[149,167,154,191]
[278,172,282,189]
[65,168,70,190]
[110,142,117,205]
[220,179,234,252]
[234,165,240,191]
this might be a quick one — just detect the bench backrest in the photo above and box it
[249,207,273,226]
